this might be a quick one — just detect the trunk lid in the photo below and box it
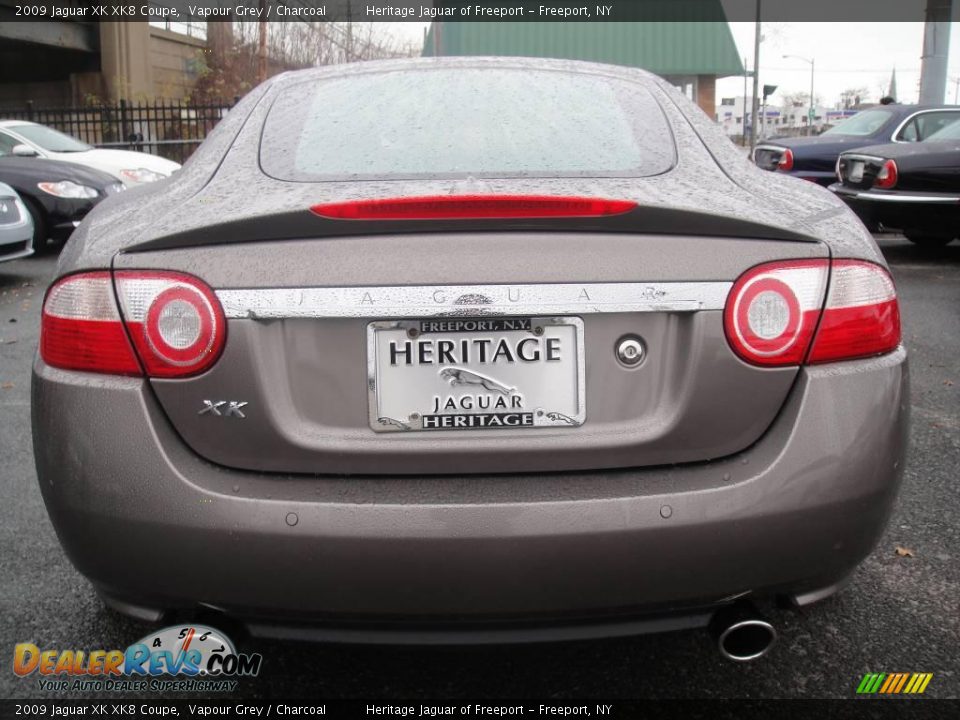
[116,230,828,475]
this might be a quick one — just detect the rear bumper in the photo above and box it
[830,184,960,233]
[32,348,908,639]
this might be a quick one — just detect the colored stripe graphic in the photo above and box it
[857,673,933,694]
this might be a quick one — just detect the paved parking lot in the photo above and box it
[1,235,957,700]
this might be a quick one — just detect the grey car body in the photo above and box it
[0,181,33,262]
[33,58,908,648]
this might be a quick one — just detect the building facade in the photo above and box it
[0,17,207,109]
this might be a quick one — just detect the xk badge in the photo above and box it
[199,400,248,418]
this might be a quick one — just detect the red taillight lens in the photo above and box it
[114,271,226,378]
[40,271,225,378]
[310,195,637,220]
[724,260,828,366]
[724,259,901,366]
[873,159,898,189]
[807,261,900,364]
[41,272,142,375]
[777,148,794,171]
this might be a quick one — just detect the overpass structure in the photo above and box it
[0,4,206,108]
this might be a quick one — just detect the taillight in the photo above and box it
[873,159,898,190]
[310,195,637,220]
[777,149,794,171]
[724,260,828,366]
[40,271,225,378]
[807,261,900,364]
[114,271,226,378]
[40,272,141,375]
[724,259,901,366]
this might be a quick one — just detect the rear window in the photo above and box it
[822,109,894,137]
[260,68,676,181]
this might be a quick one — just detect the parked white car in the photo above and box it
[0,121,180,187]
[0,181,33,263]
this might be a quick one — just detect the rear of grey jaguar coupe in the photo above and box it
[32,59,908,659]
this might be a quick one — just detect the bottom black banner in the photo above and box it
[1,699,957,720]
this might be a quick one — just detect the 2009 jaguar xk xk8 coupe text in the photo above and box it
[33,58,908,661]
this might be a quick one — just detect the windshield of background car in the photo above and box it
[260,68,676,181]
[923,118,960,141]
[822,109,894,137]
[10,124,92,153]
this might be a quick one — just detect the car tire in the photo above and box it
[904,232,953,248]
[22,197,53,255]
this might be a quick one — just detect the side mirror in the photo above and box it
[11,144,39,157]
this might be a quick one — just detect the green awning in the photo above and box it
[423,20,745,77]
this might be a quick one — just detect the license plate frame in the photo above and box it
[367,316,586,432]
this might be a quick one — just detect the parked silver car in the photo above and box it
[33,58,908,661]
[0,181,33,263]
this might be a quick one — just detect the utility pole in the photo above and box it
[346,1,354,61]
[750,0,761,152]
[919,0,952,104]
[742,55,748,147]
[257,0,268,84]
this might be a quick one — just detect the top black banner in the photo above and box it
[1,0,958,23]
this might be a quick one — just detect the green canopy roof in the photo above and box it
[422,21,745,77]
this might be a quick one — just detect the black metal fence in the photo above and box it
[3,99,236,164]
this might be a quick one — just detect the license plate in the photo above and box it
[367,317,585,432]
[848,161,864,182]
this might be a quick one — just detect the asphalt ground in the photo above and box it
[1,235,957,701]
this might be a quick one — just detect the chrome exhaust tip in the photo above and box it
[709,601,778,662]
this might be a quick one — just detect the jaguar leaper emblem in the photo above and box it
[439,367,516,396]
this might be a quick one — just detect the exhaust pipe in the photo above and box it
[709,601,777,662]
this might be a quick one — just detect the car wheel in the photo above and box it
[904,232,953,247]
[22,197,53,255]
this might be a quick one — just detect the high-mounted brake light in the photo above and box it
[724,259,901,367]
[873,159,898,190]
[310,195,637,220]
[777,149,794,172]
[41,271,226,378]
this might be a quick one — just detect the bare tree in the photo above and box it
[191,21,419,103]
[839,86,869,108]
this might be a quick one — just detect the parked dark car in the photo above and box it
[33,58,907,661]
[830,119,960,245]
[753,105,960,186]
[0,155,123,253]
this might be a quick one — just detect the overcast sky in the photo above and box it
[722,22,960,106]
[380,21,960,107]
